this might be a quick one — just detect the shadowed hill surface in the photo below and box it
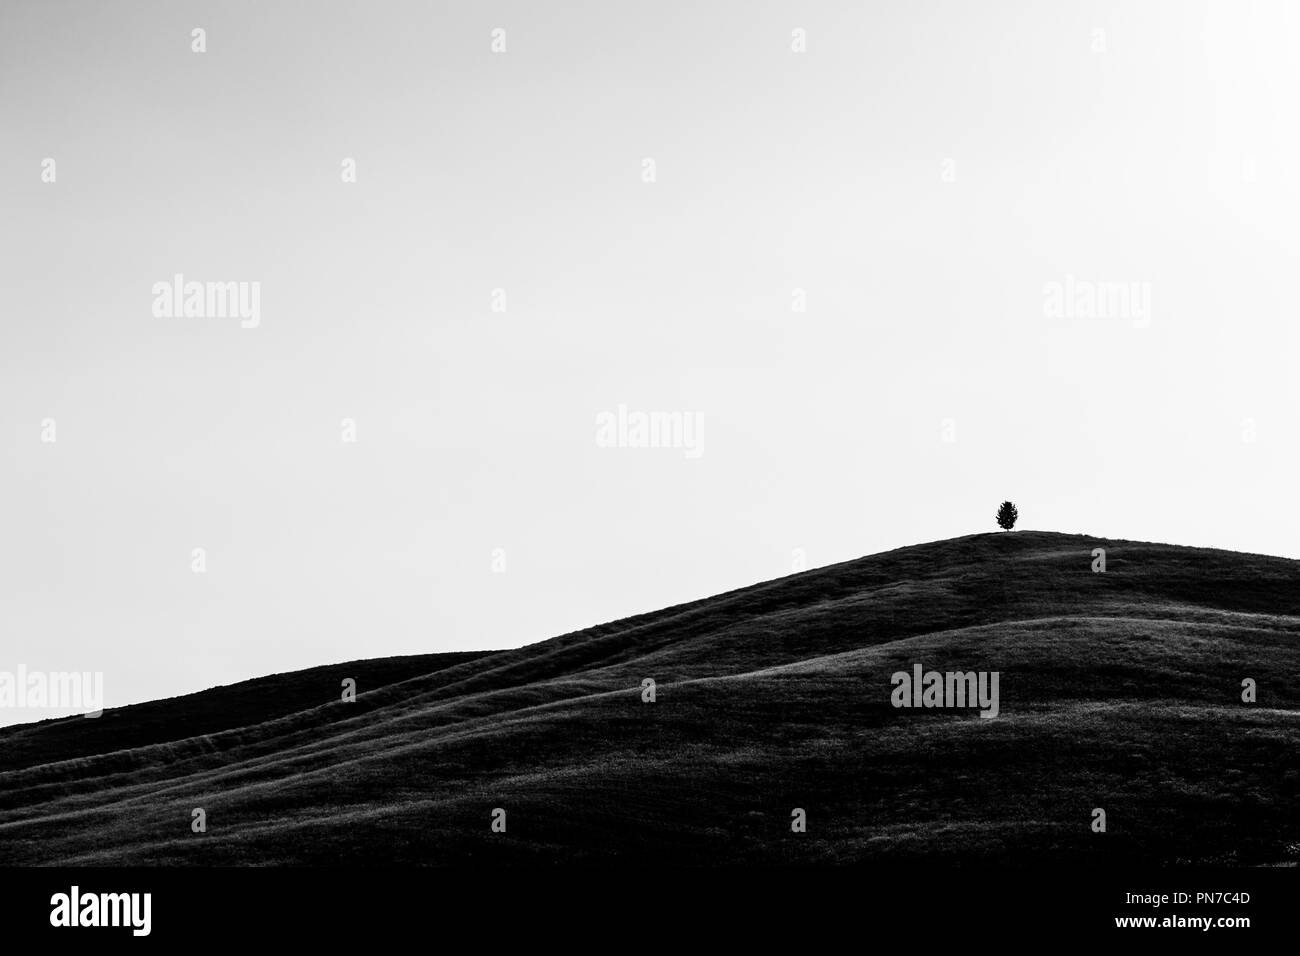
[2,531,1297,865]
[0,651,490,774]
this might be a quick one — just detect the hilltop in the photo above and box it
[2,531,1297,865]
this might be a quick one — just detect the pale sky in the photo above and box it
[3,0,1299,725]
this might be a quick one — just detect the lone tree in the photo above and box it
[996,501,1018,531]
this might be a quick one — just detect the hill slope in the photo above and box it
[2,531,1298,865]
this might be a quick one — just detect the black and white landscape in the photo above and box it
[2,531,1299,865]
[2,0,1299,939]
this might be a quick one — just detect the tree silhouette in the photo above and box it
[996,501,1018,531]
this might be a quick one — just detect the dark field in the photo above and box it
[2,531,1297,865]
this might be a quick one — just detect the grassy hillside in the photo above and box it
[2,531,1297,865]
[0,651,489,774]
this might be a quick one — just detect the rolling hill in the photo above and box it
[2,530,1297,866]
